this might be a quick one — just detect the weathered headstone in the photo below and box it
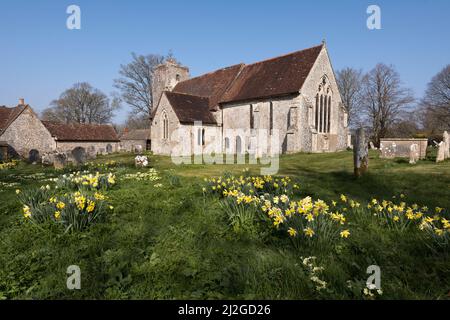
[436,141,445,163]
[53,153,67,169]
[409,144,419,164]
[134,145,143,154]
[369,141,376,150]
[443,131,449,159]
[28,149,40,164]
[353,128,369,177]
[72,147,87,165]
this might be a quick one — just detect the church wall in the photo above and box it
[301,46,349,152]
[150,93,182,155]
[221,95,301,155]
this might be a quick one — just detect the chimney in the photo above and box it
[19,98,25,105]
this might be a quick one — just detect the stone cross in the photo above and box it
[443,131,449,159]
[353,128,369,177]
[409,144,419,164]
[436,141,445,163]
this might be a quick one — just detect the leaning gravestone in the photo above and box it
[436,141,445,163]
[369,141,377,150]
[409,144,419,164]
[71,147,87,165]
[443,131,449,159]
[353,128,369,177]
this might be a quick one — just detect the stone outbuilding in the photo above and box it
[0,100,119,161]
[120,128,151,152]
[150,42,350,156]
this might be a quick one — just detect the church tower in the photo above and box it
[152,58,190,109]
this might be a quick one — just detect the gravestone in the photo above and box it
[106,144,113,154]
[443,131,449,159]
[353,128,368,177]
[71,147,87,165]
[436,142,445,163]
[134,145,143,154]
[28,149,40,164]
[369,141,377,150]
[409,144,419,164]
[53,153,67,169]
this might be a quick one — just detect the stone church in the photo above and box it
[150,42,350,156]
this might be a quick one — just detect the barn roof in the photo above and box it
[120,129,151,140]
[0,105,27,134]
[42,121,119,142]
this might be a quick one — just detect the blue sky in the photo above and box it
[0,0,449,123]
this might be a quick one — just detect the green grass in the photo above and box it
[0,150,449,299]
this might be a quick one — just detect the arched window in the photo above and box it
[327,96,331,133]
[314,77,332,133]
[224,137,230,151]
[269,102,274,133]
[319,95,323,133]
[236,136,242,154]
[162,112,169,139]
[315,95,319,130]
[176,74,181,81]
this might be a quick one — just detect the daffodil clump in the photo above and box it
[204,174,299,198]
[86,160,118,171]
[365,196,449,238]
[203,174,348,243]
[122,168,161,181]
[19,187,112,231]
[0,160,19,170]
[54,171,116,191]
[261,193,350,244]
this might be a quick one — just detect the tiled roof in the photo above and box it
[221,44,323,103]
[172,64,244,110]
[165,92,217,124]
[121,129,151,140]
[0,105,27,134]
[161,44,323,124]
[42,121,119,141]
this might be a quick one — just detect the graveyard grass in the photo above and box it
[0,150,449,299]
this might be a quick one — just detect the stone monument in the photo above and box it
[353,128,369,177]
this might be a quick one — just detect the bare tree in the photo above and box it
[124,113,151,129]
[114,53,165,118]
[360,64,414,145]
[336,67,363,127]
[42,82,118,124]
[420,65,450,132]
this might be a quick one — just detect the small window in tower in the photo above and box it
[176,74,181,81]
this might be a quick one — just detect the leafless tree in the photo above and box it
[42,82,118,124]
[336,67,363,127]
[419,65,450,133]
[124,113,151,129]
[114,53,165,118]
[360,64,415,145]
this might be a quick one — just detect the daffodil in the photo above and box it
[304,227,315,238]
[287,227,297,237]
[340,230,350,238]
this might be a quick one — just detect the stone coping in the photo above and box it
[380,138,428,141]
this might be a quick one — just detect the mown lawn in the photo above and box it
[0,150,449,299]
